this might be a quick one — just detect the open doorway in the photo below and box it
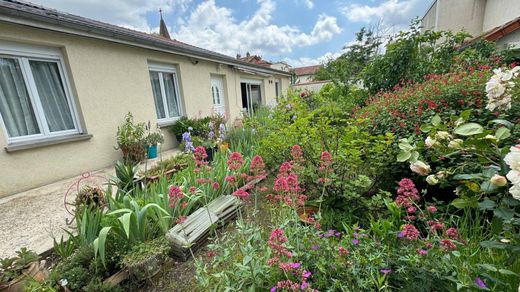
[240,81,262,115]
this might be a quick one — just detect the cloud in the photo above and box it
[35,0,195,32]
[285,51,343,67]
[342,0,422,28]
[174,0,341,57]
[299,0,314,9]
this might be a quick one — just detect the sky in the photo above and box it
[33,0,433,67]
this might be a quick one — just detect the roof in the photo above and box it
[461,16,520,49]
[237,54,272,67]
[0,0,291,76]
[293,65,322,76]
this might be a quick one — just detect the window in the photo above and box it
[0,42,80,143]
[275,79,282,101]
[148,63,182,123]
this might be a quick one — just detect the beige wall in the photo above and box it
[295,74,314,84]
[421,0,486,36]
[0,22,289,197]
[483,0,520,31]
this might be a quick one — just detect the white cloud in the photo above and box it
[34,0,194,32]
[299,0,314,9]
[285,51,343,67]
[342,0,421,28]
[174,0,341,57]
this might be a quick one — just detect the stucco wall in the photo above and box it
[0,22,289,197]
[421,1,437,32]
[483,0,520,31]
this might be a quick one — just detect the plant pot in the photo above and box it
[147,144,158,159]
[296,206,319,225]
[0,262,47,292]
[125,253,165,281]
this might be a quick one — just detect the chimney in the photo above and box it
[246,51,250,57]
[236,53,241,59]
[159,9,171,39]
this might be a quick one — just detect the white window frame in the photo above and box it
[0,41,81,144]
[148,63,183,125]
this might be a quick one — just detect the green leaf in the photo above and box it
[494,207,514,221]
[420,124,432,133]
[431,115,441,126]
[495,127,511,140]
[452,173,484,180]
[490,119,514,129]
[478,199,497,210]
[452,250,461,257]
[398,141,414,151]
[452,198,477,209]
[93,227,112,267]
[498,269,518,276]
[119,212,132,239]
[454,123,484,136]
[480,240,507,250]
[480,181,499,194]
[478,263,498,272]
[397,151,411,162]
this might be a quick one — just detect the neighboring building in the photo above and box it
[421,0,520,49]
[292,65,329,92]
[270,61,292,73]
[236,52,272,67]
[293,65,322,84]
[0,0,291,197]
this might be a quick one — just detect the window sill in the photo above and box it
[5,134,93,153]
[157,117,182,128]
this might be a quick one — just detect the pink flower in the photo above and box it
[232,189,249,200]
[319,151,332,172]
[338,246,349,255]
[427,205,437,213]
[400,224,420,241]
[207,250,217,257]
[175,215,187,225]
[278,162,293,177]
[440,239,457,251]
[445,227,459,240]
[250,155,267,177]
[168,186,185,208]
[227,152,244,171]
[181,201,188,209]
[417,248,428,255]
[290,145,305,165]
[188,186,197,194]
[212,181,220,190]
[194,146,208,166]
[427,220,445,233]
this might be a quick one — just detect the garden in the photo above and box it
[2,23,520,291]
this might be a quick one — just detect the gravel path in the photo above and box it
[0,150,179,259]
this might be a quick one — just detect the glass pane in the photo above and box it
[149,71,165,119]
[29,60,75,132]
[0,58,40,137]
[162,73,180,118]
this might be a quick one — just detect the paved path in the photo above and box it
[0,149,180,258]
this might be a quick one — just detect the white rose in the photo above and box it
[501,70,513,81]
[509,183,520,200]
[426,175,439,185]
[448,139,463,149]
[410,161,431,176]
[490,174,508,187]
[425,136,437,149]
[435,131,451,140]
[506,170,520,185]
[436,171,449,179]
[504,145,520,171]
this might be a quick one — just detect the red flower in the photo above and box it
[176,215,187,225]
[194,146,208,166]
[232,189,249,200]
[227,152,244,171]
[168,186,185,208]
[401,224,420,241]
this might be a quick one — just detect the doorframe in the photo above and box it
[210,74,228,117]
[240,78,263,115]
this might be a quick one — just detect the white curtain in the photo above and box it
[0,58,40,137]
[162,73,180,117]
[149,71,165,119]
[29,60,74,132]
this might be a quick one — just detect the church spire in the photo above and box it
[159,9,171,39]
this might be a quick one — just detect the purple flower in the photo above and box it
[354,226,360,231]
[335,232,341,237]
[209,130,215,139]
[360,233,367,237]
[270,287,277,292]
[417,249,428,255]
[182,131,191,142]
[302,270,311,278]
[397,231,404,238]
[185,141,195,153]
[300,282,308,289]
[311,245,320,250]
[290,262,301,269]
[219,123,226,140]
[380,268,392,275]
[208,121,214,130]
[352,239,359,245]
[353,232,359,238]
[475,277,488,289]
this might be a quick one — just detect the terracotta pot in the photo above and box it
[296,206,319,224]
[0,262,47,292]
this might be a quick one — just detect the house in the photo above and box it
[421,0,520,49]
[292,65,328,92]
[0,0,291,198]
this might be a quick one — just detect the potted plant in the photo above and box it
[122,237,171,281]
[144,131,164,159]
[0,248,46,292]
[140,154,192,183]
[115,112,146,164]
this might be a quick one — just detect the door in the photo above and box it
[240,80,262,115]
[211,76,226,116]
